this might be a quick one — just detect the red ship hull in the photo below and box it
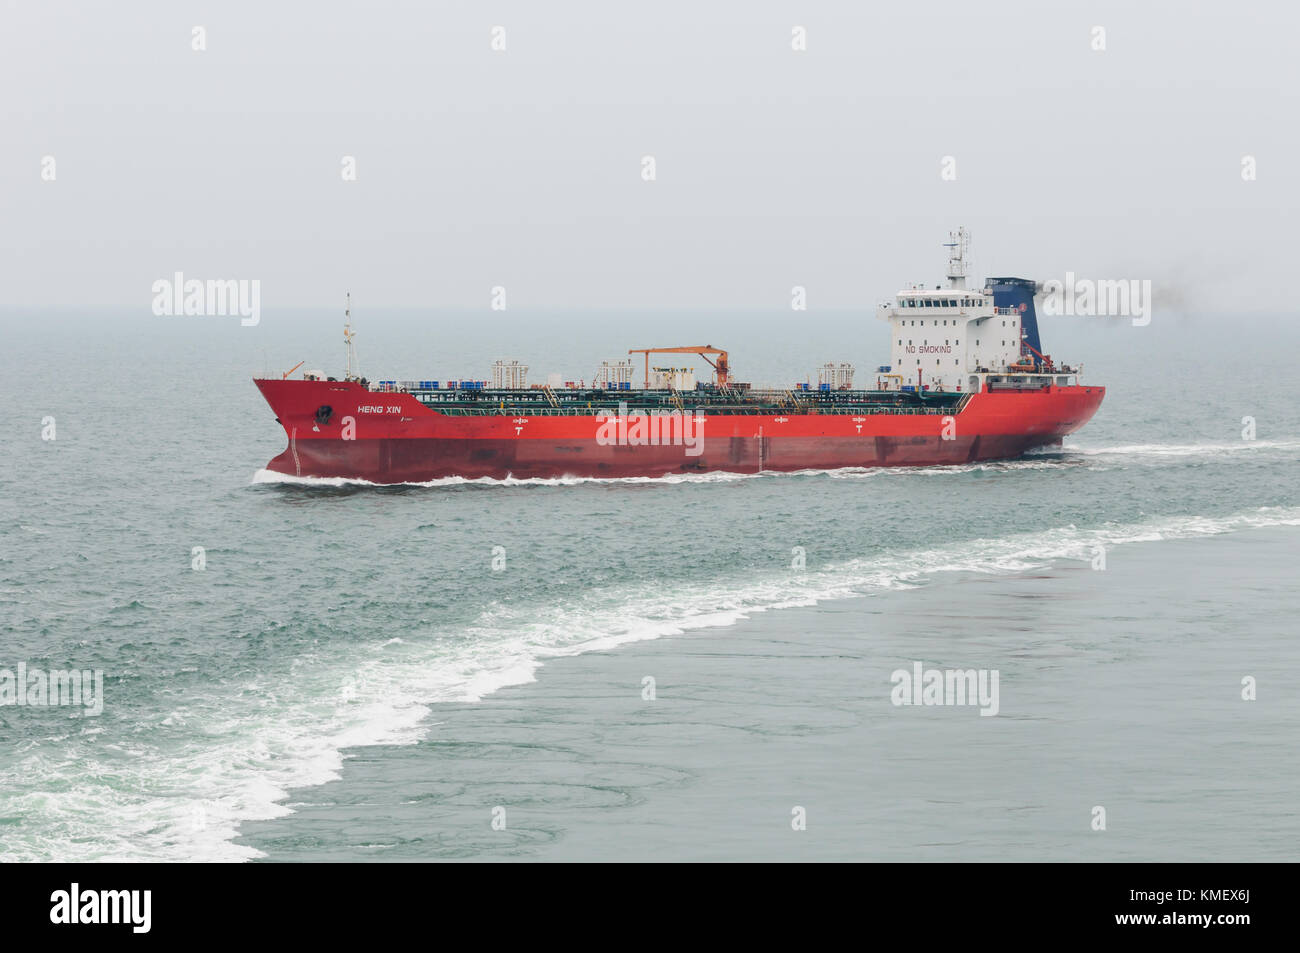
[253,379,1105,482]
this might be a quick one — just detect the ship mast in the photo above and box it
[343,292,358,381]
[944,227,969,289]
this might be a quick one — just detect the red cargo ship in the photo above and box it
[254,230,1103,483]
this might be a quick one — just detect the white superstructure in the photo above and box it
[491,359,529,389]
[875,228,1079,393]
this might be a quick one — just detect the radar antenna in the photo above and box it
[944,227,969,289]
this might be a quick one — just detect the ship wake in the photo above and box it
[81,501,1300,863]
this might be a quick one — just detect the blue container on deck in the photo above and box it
[620,381,631,390]
[418,381,433,389]
[818,383,830,391]
[429,381,439,389]
[901,385,916,392]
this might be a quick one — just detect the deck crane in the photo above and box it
[627,345,731,388]
[1020,339,1055,370]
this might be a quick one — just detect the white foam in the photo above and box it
[1062,439,1300,458]
[460,507,1300,679]
[14,503,1300,863]
[251,467,758,488]
[250,455,1084,490]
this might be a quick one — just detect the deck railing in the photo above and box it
[425,402,963,418]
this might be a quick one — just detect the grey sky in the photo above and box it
[2,0,1295,313]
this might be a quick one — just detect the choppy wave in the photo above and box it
[479,505,1300,657]
[10,503,1297,863]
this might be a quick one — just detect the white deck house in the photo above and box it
[874,229,1079,393]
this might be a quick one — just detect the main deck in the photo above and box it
[366,384,971,417]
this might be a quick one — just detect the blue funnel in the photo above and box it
[986,277,1042,363]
